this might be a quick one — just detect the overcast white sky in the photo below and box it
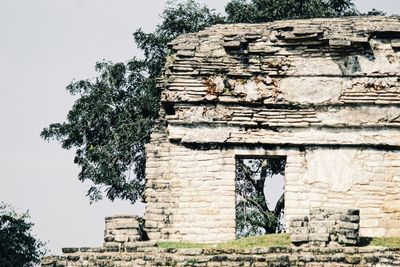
[0,0,399,256]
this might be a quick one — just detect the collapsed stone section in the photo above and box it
[104,215,143,245]
[290,208,360,246]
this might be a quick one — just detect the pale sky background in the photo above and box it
[0,0,399,256]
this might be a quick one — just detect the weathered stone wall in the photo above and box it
[290,148,400,238]
[144,16,400,243]
[145,143,400,242]
[42,243,400,267]
[144,133,237,242]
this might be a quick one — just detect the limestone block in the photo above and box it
[104,216,142,243]
[290,221,308,228]
[387,228,400,237]
[359,228,387,237]
[360,219,380,228]
[291,234,309,243]
[280,77,342,104]
[338,235,357,245]
[303,149,368,192]
[291,227,309,235]
[290,209,360,246]
[339,222,359,230]
[288,58,342,76]
[309,233,330,242]
[339,215,360,223]
[383,200,400,213]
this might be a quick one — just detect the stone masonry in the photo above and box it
[144,16,400,243]
[104,215,143,245]
[42,209,400,267]
[290,208,360,246]
[42,245,400,266]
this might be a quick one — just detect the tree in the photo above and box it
[134,0,224,80]
[0,202,46,267]
[236,158,285,238]
[42,0,377,204]
[41,0,223,203]
[364,8,386,16]
[225,0,358,23]
[41,60,158,203]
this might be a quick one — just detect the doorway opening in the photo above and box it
[235,156,286,238]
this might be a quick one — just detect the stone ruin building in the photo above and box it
[42,16,400,266]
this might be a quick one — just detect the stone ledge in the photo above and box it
[42,246,400,266]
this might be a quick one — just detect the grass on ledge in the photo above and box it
[360,237,400,248]
[216,234,291,249]
[156,241,211,249]
[157,235,400,250]
[156,234,291,249]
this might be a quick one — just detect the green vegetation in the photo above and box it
[158,235,400,250]
[157,241,210,249]
[184,259,199,266]
[217,234,291,249]
[157,234,291,249]
[236,158,286,237]
[0,202,46,267]
[41,0,222,204]
[225,0,357,23]
[360,237,400,248]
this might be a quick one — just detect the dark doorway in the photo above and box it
[235,157,286,238]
